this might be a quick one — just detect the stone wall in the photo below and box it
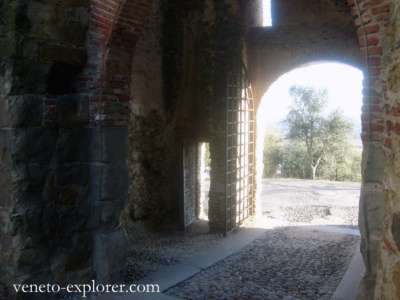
[0,0,158,298]
[357,0,400,298]
[0,1,91,299]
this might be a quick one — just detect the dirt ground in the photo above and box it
[259,178,360,227]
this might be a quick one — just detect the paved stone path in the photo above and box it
[166,227,360,300]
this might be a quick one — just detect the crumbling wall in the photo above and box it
[121,0,180,227]
[127,112,178,224]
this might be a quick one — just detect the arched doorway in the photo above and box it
[256,62,364,227]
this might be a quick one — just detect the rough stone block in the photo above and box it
[0,129,11,164]
[57,95,89,127]
[0,37,16,58]
[0,95,43,127]
[10,207,44,237]
[9,128,57,162]
[0,59,13,96]
[10,59,50,94]
[54,162,89,189]
[360,187,385,236]
[92,201,124,230]
[101,163,128,203]
[90,127,128,163]
[363,143,386,183]
[56,128,91,162]
[89,163,128,203]
[54,232,93,283]
[93,229,128,282]
[392,213,400,251]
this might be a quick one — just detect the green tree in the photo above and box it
[285,86,353,180]
[281,141,309,178]
[263,129,283,177]
[320,144,361,181]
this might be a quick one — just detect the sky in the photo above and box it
[263,0,272,26]
[257,63,364,142]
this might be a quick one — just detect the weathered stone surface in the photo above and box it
[357,1,400,298]
[56,128,92,162]
[360,187,385,237]
[392,213,400,251]
[56,95,89,127]
[0,95,43,127]
[9,128,58,162]
[91,127,128,163]
[127,110,177,223]
[100,163,129,203]
[94,229,128,282]
[394,262,400,300]
[388,63,400,93]
[363,144,386,183]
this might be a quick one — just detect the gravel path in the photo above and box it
[166,227,360,300]
[260,179,360,226]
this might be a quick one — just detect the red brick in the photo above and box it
[358,35,380,46]
[369,0,386,6]
[368,56,381,66]
[371,4,390,15]
[384,138,392,148]
[369,67,382,76]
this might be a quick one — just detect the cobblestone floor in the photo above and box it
[123,179,361,299]
[124,220,223,281]
[166,227,360,300]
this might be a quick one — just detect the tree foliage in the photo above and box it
[263,129,283,178]
[263,85,361,182]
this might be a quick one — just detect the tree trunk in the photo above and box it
[311,156,322,180]
[311,165,317,180]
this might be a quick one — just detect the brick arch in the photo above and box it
[90,0,124,44]
[248,38,363,108]
[247,0,363,106]
[87,0,155,125]
[89,0,154,46]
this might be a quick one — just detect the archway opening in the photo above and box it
[256,62,364,228]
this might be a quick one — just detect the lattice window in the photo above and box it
[225,64,256,232]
